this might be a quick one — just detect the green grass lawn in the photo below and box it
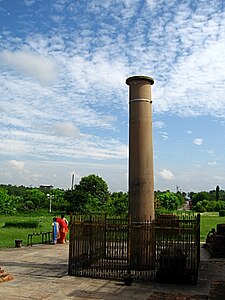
[200,211,225,242]
[1,212,225,248]
[0,214,61,248]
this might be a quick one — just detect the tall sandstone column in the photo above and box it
[126,75,155,222]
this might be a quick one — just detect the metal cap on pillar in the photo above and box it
[126,75,155,222]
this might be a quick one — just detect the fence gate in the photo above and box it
[155,213,200,284]
[68,213,200,284]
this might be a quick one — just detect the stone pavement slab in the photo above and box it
[0,243,225,299]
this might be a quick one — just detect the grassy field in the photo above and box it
[0,214,64,248]
[200,211,225,241]
[1,212,225,248]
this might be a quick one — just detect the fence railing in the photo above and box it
[68,213,200,284]
[155,213,200,284]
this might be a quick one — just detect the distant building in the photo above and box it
[39,185,53,191]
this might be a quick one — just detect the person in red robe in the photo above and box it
[56,215,68,243]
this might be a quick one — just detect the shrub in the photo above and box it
[219,210,225,217]
[4,220,40,228]
[194,202,206,212]
[193,200,225,212]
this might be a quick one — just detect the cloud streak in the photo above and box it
[0,50,58,86]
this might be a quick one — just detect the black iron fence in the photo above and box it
[155,213,200,284]
[68,213,200,284]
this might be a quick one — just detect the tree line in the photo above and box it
[0,174,224,215]
[0,174,128,215]
[189,185,225,212]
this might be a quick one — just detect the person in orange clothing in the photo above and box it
[56,214,68,243]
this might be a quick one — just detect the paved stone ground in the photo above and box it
[0,243,225,299]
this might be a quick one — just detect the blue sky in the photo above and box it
[0,0,225,193]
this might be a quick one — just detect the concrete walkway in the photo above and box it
[0,243,225,299]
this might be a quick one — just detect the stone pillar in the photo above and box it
[126,75,155,270]
[126,75,155,222]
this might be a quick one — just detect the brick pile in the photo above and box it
[0,267,13,283]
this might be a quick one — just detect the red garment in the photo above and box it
[56,218,68,243]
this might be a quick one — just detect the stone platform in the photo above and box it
[0,243,225,299]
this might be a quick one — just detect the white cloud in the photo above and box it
[186,130,192,134]
[160,131,169,141]
[151,2,225,117]
[53,122,80,138]
[0,140,29,155]
[153,121,166,128]
[158,169,175,181]
[208,161,217,166]
[24,0,36,6]
[6,160,25,171]
[161,131,169,141]
[0,50,57,86]
[68,54,128,90]
[192,138,203,146]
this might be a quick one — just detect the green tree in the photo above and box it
[0,184,27,197]
[80,174,110,204]
[216,185,220,201]
[0,188,17,214]
[84,195,104,213]
[24,200,36,211]
[156,191,181,211]
[191,191,210,207]
[64,188,85,213]
[47,189,66,212]
[22,189,46,211]
[176,191,185,206]
[220,190,225,200]
[107,192,128,215]
[65,174,110,213]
